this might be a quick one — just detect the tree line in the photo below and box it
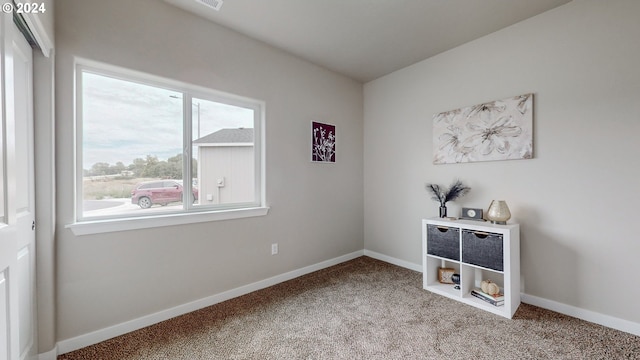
[84,154,197,179]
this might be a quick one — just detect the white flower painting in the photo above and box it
[433,93,533,164]
[312,121,336,163]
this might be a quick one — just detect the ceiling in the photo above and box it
[165,0,571,82]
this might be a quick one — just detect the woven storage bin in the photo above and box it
[462,229,504,271]
[426,225,460,261]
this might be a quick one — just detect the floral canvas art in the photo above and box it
[433,93,533,164]
[312,121,336,163]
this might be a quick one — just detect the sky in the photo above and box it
[82,72,254,170]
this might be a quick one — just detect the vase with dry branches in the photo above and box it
[426,180,470,218]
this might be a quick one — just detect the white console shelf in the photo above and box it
[422,218,520,318]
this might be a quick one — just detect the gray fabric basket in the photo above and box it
[426,225,460,261]
[461,229,504,271]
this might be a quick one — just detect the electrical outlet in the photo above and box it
[271,243,278,255]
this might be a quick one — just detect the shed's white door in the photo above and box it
[0,12,36,360]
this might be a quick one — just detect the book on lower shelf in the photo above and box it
[470,289,504,306]
[472,288,504,301]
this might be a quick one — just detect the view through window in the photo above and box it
[79,67,260,220]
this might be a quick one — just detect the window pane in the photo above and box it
[77,63,265,224]
[191,98,255,207]
[81,72,184,218]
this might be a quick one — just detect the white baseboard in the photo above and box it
[37,345,57,360]
[45,250,640,358]
[364,249,422,272]
[521,293,640,337]
[55,250,364,356]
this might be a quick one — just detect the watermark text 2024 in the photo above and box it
[2,2,46,14]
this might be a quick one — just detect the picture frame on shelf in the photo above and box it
[461,207,484,221]
[438,267,455,284]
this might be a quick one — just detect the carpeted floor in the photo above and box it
[58,256,639,359]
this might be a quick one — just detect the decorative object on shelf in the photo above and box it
[438,267,455,284]
[311,121,336,163]
[486,200,511,224]
[471,289,504,306]
[433,93,533,164]
[426,180,470,218]
[461,207,484,221]
[481,280,501,296]
[451,273,460,290]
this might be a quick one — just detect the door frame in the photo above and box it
[20,7,56,360]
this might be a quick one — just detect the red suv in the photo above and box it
[131,180,198,209]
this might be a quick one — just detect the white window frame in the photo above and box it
[67,58,268,235]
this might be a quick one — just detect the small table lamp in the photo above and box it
[487,200,511,224]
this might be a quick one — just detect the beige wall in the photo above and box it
[55,0,363,342]
[364,0,640,325]
[32,0,56,353]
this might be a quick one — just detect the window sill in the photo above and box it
[66,206,270,236]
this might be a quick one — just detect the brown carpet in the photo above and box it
[58,256,639,359]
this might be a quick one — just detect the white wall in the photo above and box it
[55,0,363,343]
[34,52,56,354]
[364,0,640,327]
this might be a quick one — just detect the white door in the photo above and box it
[0,12,36,360]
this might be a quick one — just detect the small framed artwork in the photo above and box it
[311,121,336,163]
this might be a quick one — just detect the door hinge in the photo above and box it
[32,220,36,231]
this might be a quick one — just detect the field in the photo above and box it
[83,177,155,200]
